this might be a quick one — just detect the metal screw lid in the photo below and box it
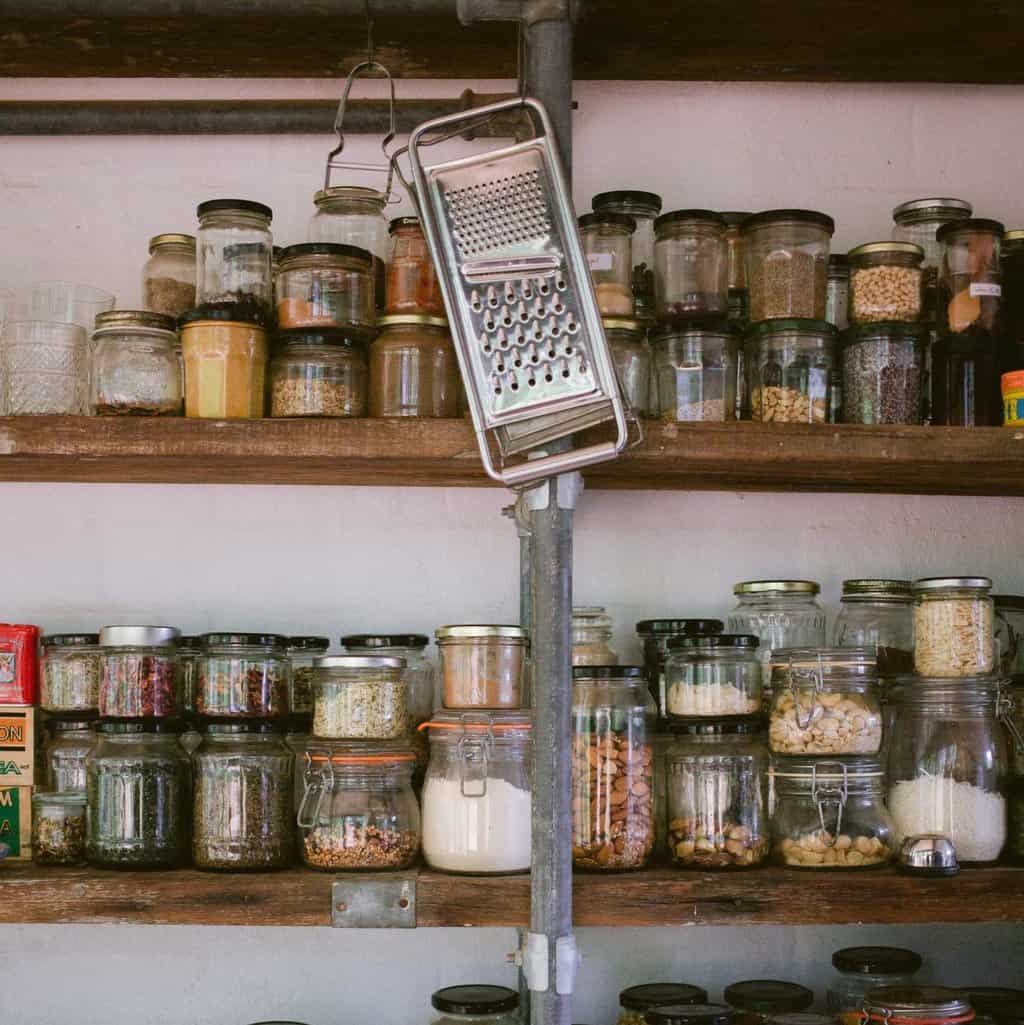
[572,665,646,680]
[668,715,764,737]
[314,655,406,670]
[93,310,177,333]
[842,579,913,598]
[667,634,759,650]
[936,218,1006,243]
[277,241,373,267]
[201,632,288,649]
[592,190,664,216]
[376,314,449,329]
[435,625,528,641]
[602,316,646,333]
[734,580,820,595]
[42,633,99,647]
[578,211,637,232]
[892,197,972,223]
[342,634,430,650]
[620,985,709,1011]
[654,209,727,232]
[912,577,992,592]
[287,636,330,652]
[314,185,386,207]
[635,619,724,635]
[99,626,180,648]
[148,232,195,253]
[742,209,835,233]
[847,241,925,261]
[196,198,272,220]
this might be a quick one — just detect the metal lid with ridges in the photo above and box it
[832,946,923,974]
[314,185,386,206]
[314,655,405,670]
[742,209,835,233]
[287,636,330,651]
[388,215,422,233]
[196,198,272,220]
[912,576,992,592]
[828,254,849,271]
[31,791,87,806]
[747,319,837,338]
[148,232,195,252]
[178,302,270,329]
[96,719,182,734]
[572,665,646,680]
[734,580,821,595]
[278,241,372,267]
[273,328,363,350]
[1003,229,1024,244]
[602,316,646,333]
[376,314,449,329]
[668,634,759,650]
[42,633,99,647]
[654,209,726,232]
[847,241,925,260]
[201,632,288,649]
[644,1005,735,1025]
[431,986,519,1015]
[892,197,972,222]
[668,715,764,736]
[723,981,814,1014]
[435,625,528,641]
[936,218,1006,243]
[636,619,724,635]
[579,211,637,232]
[842,579,913,597]
[94,310,177,333]
[202,721,284,735]
[620,985,709,1011]
[592,190,664,215]
[99,625,180,647]
[342,634,430,650]
[863,987,971,1018]
[45,719,95,732]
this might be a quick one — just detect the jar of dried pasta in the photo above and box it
[913,577,995,678]
[436,625,528,709]
[619,985,709,1025]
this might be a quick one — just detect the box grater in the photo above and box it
[406,96,632,487]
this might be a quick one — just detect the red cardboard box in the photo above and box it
[0,625,39,705]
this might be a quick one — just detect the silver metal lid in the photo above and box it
[912,576,992,592]
[734,580,820,595]
[897,834,960,876]
[863,987,971,1018]
[771,756,884,781]
[842,579,913,598]
[314,655,406,670]
[99,625,180,647]
[435,625,528,641]
[892,198,973,223]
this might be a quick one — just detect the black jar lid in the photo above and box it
[748,318,837,338]
[201,632,289,649]
[669,715,764,736]
[724,982,814,1014]
[621,985,709,1011]
[42,633,99,647]
[342,633,429,649]
[829,253,849,271]
[46,718,95,733]
[993,595,1024,610]
[178,301,270,329]
[287,636,330,651]
[272,327,367,351]
[667,633,759,650]
[572,665,646,680]
[277,241,372,267]
[936,217,1006,243]
[592,190,663,215]
[645,1004,735,1025]
[96,719,182,734]
[202,721,283,735]
[197,197,272,220]
[742,209,835,233]
[579,210,637,232]
[179,635,200,649]
[281,711,313,734]
[654,209,726,232]
[388,215,422,233]
[636,619,724,636]
[431,986,519,1015]
[832,947,922,975]
[840,322,926,347]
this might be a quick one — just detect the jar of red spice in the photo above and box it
[386,217,444,316]
[98,625,181,719]
[197,633,290,719]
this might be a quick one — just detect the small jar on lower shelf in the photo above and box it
[619,985,709,1025]
[44,719,95,793]
[724,982,814,1025]
[269,328,368,418]
[826,946,923,1025]
[603,316,653,414]
[32,792,87,866]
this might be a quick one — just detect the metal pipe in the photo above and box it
[523,14,572,170]
[0,0,455,15]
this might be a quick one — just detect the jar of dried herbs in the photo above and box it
[197,633,290,719]
[40,633,100,715]
[311,655,409,740]
[143,233,196,318]
[32,792,87,866]
[44,719,95,792]
[192,722,295,871]
[287,636,329,720]
[98,625,182,719]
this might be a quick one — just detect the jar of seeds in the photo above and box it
[847,242,924,324]
[40,633,100,715]
[841,322,924,424]
[32,792,87,866]
[311,655,409,740]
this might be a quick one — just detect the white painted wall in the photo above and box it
[1,76,1023,1024]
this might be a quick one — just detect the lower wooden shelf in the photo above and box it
[2,863,1022,928]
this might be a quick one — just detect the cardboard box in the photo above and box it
[0,706,36,786]
[0,786,31,859]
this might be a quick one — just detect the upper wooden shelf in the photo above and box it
[0,416,1022,496]
[4,1,1024,82]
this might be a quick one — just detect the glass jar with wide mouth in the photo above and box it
[848,242,925,325]
[580,211,636,316]
[841,322,924,424]
[652,325,737,422]
[143,232,196,318]
[44,719,95,793]
[827,947,923,1025]
[769,647,882,755]
[665,635,761,718]
[722,211,752,328]
[667,716,768,869]
[420,710,532,873]
[32,792,87,866]
[744,210,834,322]
[619,985,709,1025]
[834,580,915,676]
[724,982,813,1025]
[647,1006,737,1025]
[913,577,994,677]
[196,198,273,316]
[827,255,850,332]
[386,216,444,316]
[431,985,519,1025]
[572,606,617,667]
[197,632,289,719]
[310,655,408,740]
[286,636,329,721]
[276,242,375,332]
[654,210,728,323]
[4,320,89,415]
[571,667,654,871]
[771,756,894,868]
[98,625,181,719]
[603,316,653,414]
[593,191,663,323]
[40,633,100,715]
[637,618,725,719]
[994,594,1024,681]
[436,625,528,709]
[297,743,419,870]
[369,315,458,417]
[728,582,826,670]
[745,318,835,423]
[85,721,191,869]
[269,327,368,418]
[861,988,975,1025]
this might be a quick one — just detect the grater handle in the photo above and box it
[495,437,626,489]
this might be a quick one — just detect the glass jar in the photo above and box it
[44,719,95,793]
[180,306,268,418]
[196,198,273,315]
[593,191,663,323]
[647,1006,736,1025]
[619,985,709,1025]
[297,743,419,870]
[436,625,528,709]
[98,625,181,719]
[722,211,752,328]
[826,255,850,332]
[994,595,1024,680]
[603,317,653,414]
[667,717,768,868]
[386,216,444,316]
[771,756,894,867]
[310,655,408,740]
[309,186,388,311]
[887,677,1009,864]
[32,792,87,866]
[834,580,914,676]
[287,636,329,720]
[652,326,736,422]
[637,618,725,718]
[143,233,197,318]
[862,988,975,1025]
[40,633,100,715]
[197,632,289,719]
[4,320,88,415]
[745,318,835,423]
[421,710,532,873]
[744,210,834,322]
[276,243,375,332]
[912,576,994,678]
[665,635,761,719]
[580,211,636,316]
[571,667,654,871]
[269,327,368,418]
[179,634,200,723]
[654,210,728,323]
[572,606,617,667]
[728,582,826,669]
[369,315,458,417]
[1001,230,1024,378]
[85,721,191,869]
[431,986,519,1025]
[841,322,924,424]
[848,243,925,325]
[827,947,923,1025]
[724,983,812,1025]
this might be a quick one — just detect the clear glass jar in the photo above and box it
[386,216,444,316]
[593,191,663,323]
[826,255,850,332]
[580,211,636,316]
[311,655,408,740]
[269,328,368,418]
[4,320,88,415]
[841,322,924,424]
[85,721,191,869]
[827,947,923,1025]
[654,210,728,323]
[665,635,761,718]
[192,722,294,871]
[431,986,519,1025]
[435,625,528,709]
[744,210,834,322]
[728,582,826,670]
[572,606,617,667]
[994,595,1024,680]
[309,186,388,312]
[571,667,653,871]
[848,242,925,325]
[196,198,273,315]
[725,983,813,1025]
[40,633,100,715]
[887,677,1009,864]
[722,212,751,328]
[771,756,894,868]
[667,717,768,868]
[276,242,375,332]
[369,315,458,417]
[603,316,653,414]
[286,636,329,719]
[647,1006,737,1025]
[32,792,87,866]
[834,580,914,676]
[44,719,95,793]
[297,743,419,870]
[862,988,974,1025]
[98,625,181,719]
[179,634,200,721]
[619,987,708,1025]
[197,632,289,719]
[637,618,725,719]
[745,318,835,423]
[143,233,196,319]
[421,710,532,873]
[913,576,995,678]
[652,326,736,422]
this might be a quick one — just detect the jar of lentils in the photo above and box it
[912,577,995,678]
[847,242,924,324]
[40,633,100,715]
[197,632,290,719]
[98,625,181,719]
[745,318,835,423]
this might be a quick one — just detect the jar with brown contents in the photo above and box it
[269,328,368,418]
[275,242,375,332]
[369,316,458,417]
[436,625,527,709]
[386,216,444,316]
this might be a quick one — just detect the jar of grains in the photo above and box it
[827,947,923,1025]
[40,633,100,715]
[861,989,975,1025]
[275,243,375,332]
[665,635,761,719]
[847,242,924,324]
[98,625,181,719]
[286,636,329,721]
[646,1006,737,1025]
[602,316,653,414]
[143,233,196,318]
[431,986,520,1025]
[728,581,826,669]
[826,255,850,332]
[420,711,532,873]
[618,985,709,1025]
[580,211,636,316]
[654,209,728,323]
[745,318,835,423]
[840,322,924,424]
[724,983,814,1025]
[44,719,95,793]
[833,580,915,676]
[572,606,618,667]
[369,315,458,417]
[571,667,654,871]
[913,577,994,677]
[651,326,737,422]
[269,327,368,418]
[195,199,273,317]
[32,792,87,866]
[435,625,528,709]
[637,618,725,719]
[297,743,420,871]
[310,655,408,740]
[771,757,895,868]
[667,716,769,869]
[386,216,444,316]
[196,633,289,719]
[722,211,752,328]
[994,594,1024,680]
[592,190,663,323]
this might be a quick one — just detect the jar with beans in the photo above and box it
[913,577,995,678]
[98,625,181,719]
[386,216,444,315]
[593,190,663,323]
[618,985,709,1025]
[827,947,923,1025]
[269,328,368,418]
[369,315,458,418]
[44,719,95,793]
[847,242,924,324]
[603,317,653,414]
[637,618,724,719]
[833,579,914,676]
[197,633,290,719]
[311,655,408,740]
[32,792,87,866]
[745,319,835,423]
[654,210,728,323]
[40,633,100,715]
[651,326,737,422]
[841,322,924,424]
[287,636,329,722]
[580,211,636,316]
[571,667,654,871]
[572,607,618,667]
[436,625,527,709]
[665,635,761,719]
[724,982,814,1025]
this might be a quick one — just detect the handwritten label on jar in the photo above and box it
[587,253,614,272]
[970,282,1002,297]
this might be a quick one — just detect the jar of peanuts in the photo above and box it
[744,319,836,424]
[847,241,925,324]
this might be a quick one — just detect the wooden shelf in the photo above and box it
[1,864,1022,927]
[1,416,1022,496]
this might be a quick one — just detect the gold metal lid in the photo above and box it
[601,316,645,333]
[148,233,195,253]
[435,624,528,641]
[847,241,924,260]
[377,314,449,329]
[734,580,820,595]
[93,309,177,333]
[1004,229,1024,243]
[842,579,913,598]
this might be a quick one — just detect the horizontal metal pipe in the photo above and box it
[0,0,455,15]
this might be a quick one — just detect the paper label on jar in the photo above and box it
[587,252,613,272]
[970,282,1002,297]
